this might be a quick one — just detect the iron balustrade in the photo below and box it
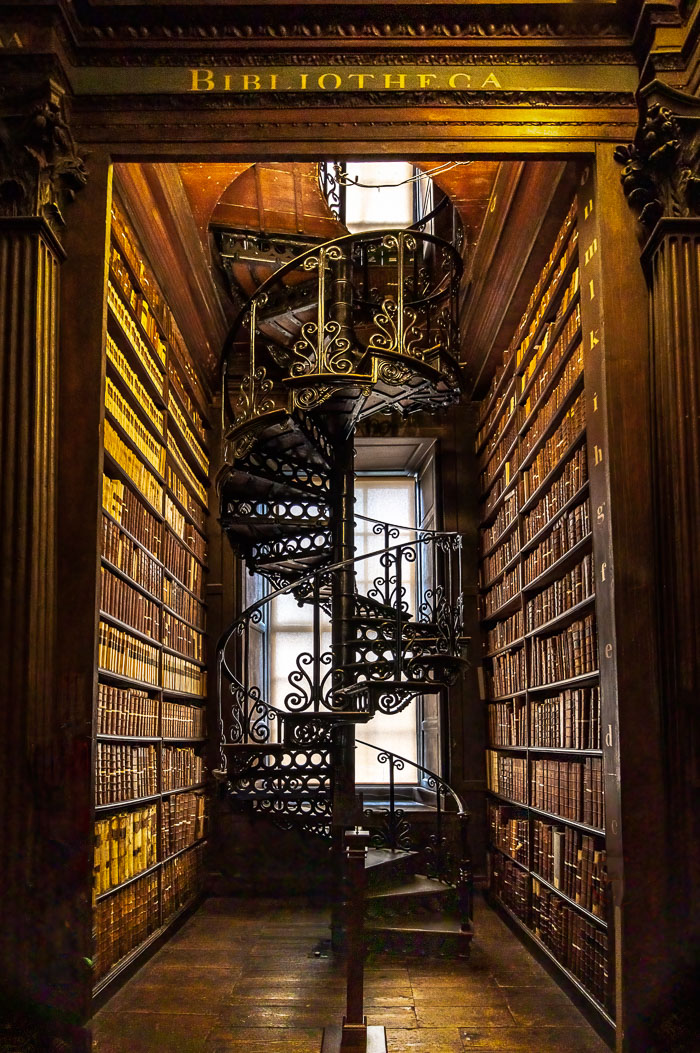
[357,738,473,931]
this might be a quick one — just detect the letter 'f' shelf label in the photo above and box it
[67,63,636,95]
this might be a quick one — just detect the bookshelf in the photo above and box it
[91,195,211,996]
[477,196,615,1029]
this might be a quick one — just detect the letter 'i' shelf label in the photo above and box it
[66,64,638,95]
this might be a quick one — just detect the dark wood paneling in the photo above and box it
[646,217,700,979]
[55,154,114,1039]
[581,146,666,1053]
[0,217,62,1015]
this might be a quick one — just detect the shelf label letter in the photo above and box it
[584,198,594,220]
[605,724,614,747]
[601,561,607,582]
[589,328,600,350]
[605,643,613,659]
[597,504,605,522]
[584,238,599,266]
[594,445,603,466]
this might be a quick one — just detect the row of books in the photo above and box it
[523,498,590,585]
[165,493,207,556]
[481,529,520,589]
[163,611,205,662]
[482,490,518,553]
[483,565,520,619]
[532,819,608,917]
[97,683,159,738]
[519,393,586,505]
[93,869,160,982]
[101,566,161,641]
[522,447,588,545]
[532,880,611,1009]
[531,756,605,829]
[102,512,162,599]
[531,686,601,750]
[482,460,515,520]
[163,700,206,739]
[520,302,581,413]
[520,339,584,463]
[487,699,527,747]
[96,742,158,806]
[105,419,164,514]
[106,332,164,436]
[162,746,204,792]
[163,530,205,598]
[161,790,206,857]
[485,609,523,654]
[479,400,520,479]
[163,576,205,629]
[486,750,527,803]
[98,620,160,686]
[93,805,158,898]
[103,475,162,560]
[487,646,525,698]
[110,241,168,366]
[168,432,208,505]
[516,205,579,370]
[105,377,166,477]
[162,843,205,921]
[168,356,207,445]
[488,802,529,866]
[107,280,165,397]
[162,652,207,697]
[480,412,520,494]
[525,554,593,631]
[168,389,208,475]
[489,850,529,920]
[530,614,597,686]
[487,687,601,750]
[478,199,578,436]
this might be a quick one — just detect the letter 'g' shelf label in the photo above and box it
[67,63,637,96]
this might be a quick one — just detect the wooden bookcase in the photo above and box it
[477,195,616,1030]
[90,195,210,997]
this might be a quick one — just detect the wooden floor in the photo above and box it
[92,895,611,1052]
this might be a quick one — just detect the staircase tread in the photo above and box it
[366,875,453,900]
[365,914,472,935]
[365,848,418,869]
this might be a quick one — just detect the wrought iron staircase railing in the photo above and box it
[216,213,472,951]
[359,739,473,930]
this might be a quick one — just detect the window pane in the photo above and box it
[344,162,415,233]
[262,474,420,782]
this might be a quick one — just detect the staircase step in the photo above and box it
[365,848,419,890]
[366,874,457,911]
[365,913,473,958]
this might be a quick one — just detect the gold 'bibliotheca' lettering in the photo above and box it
[187,67,504,93]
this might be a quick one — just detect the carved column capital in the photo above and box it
[0,80,87,235]
[614,80,700,235]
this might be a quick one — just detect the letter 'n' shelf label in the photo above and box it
[67,63,636,96]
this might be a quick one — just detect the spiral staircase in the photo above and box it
[214,200,474,955]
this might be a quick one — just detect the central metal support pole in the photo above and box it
[330,431,357,950]
[322,831,387,1053]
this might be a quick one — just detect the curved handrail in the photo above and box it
[356,739,468,814]
[355,514,457,539]
[219,225,463,374]
[216,529,462,661]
